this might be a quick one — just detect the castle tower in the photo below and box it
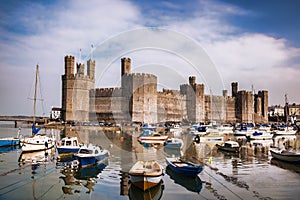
[65,55,75,75]
[231,82,238,97]
[62,55,95,123]
[236,90,254,123]
[121,58,131,76]
[87,59,95,80]
[189,76,196,85]
[258,90,268,122]
[181,76,205,123]
[62,55,75,122]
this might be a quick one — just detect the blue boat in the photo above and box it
[165,157,203,178]
[57,137,80,154]
[74,144,109,168]
[0,137,20,147]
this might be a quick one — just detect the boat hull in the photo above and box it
[164,138,183,149]
[216,144,239,153]
[57,147,80,154]
[138,135,168,144]
[270,149,300,162]
[75,151,109,168]
[21,142,55,152]
[166,157,203,178]
[0,138,20,147]
[130,175,162,191]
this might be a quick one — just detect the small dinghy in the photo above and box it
[165,157,203,178]
[129,160,163,191]
[270,149,300,163]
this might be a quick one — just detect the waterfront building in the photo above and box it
[61,55,268,124]
[50,107,62,120]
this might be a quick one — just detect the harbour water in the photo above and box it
[1,124,300,200]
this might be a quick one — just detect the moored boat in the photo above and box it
[21,134,55,152]
[0,137,20,147]
[138,130,168,144]
[57,137,80,154]
[0,127,21,147]
[247,131,273,140]
[216,141,240,152]
[165,157,203,178]
[270,149,300,162]
[129,160,163,191]
[169,124,182,133]
[200,132,224,142]
[164,138,183,149]
[272,125,297,136]
[74,143,109,168]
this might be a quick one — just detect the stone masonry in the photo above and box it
[62,55,268,124]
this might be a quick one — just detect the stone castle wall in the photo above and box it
[62,55,269,124]
[157,89,184,122]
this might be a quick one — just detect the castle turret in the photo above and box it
[231,82,238,97]
[87,59,95,80]
[258,90,268,122]
[121,57,131,76]
[65,55,75,75]
[189,76,196,86]
[76,63,84,76]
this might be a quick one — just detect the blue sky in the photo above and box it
[0,0,300,116]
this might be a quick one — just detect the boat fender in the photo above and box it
[45,141,48,148]
[194,135,200,144]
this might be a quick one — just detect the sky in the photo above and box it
[0,0,300,116]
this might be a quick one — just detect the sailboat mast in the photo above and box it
[33,64,38,123]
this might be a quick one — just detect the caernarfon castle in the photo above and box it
[61,55,268,124]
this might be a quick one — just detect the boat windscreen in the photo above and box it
[79,149,92,154]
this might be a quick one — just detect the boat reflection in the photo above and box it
[0,145,20,154]
[18,148,55,164]
[166,166,202,193]
[271,158,300,173]
[74,158,108,180]
[128,180,164,200]
[164,147,183,157]
[216,149,239,159]
[60,158,109,195]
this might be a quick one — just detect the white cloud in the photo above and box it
[1,0,300,115]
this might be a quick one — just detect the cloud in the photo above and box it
[0,0,141,115]
[1,0,300,116]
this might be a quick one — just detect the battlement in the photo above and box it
[126,73,157,79]
[95,87,122,97]
[159,88,180,96]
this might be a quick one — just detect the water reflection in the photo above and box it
[166,166,202,193]
[18,148,56,164]
[59,159,109,195]
[270,158,300,173]
[128,181,164,200]
[0,145,20,154]
[164,147,183,158]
